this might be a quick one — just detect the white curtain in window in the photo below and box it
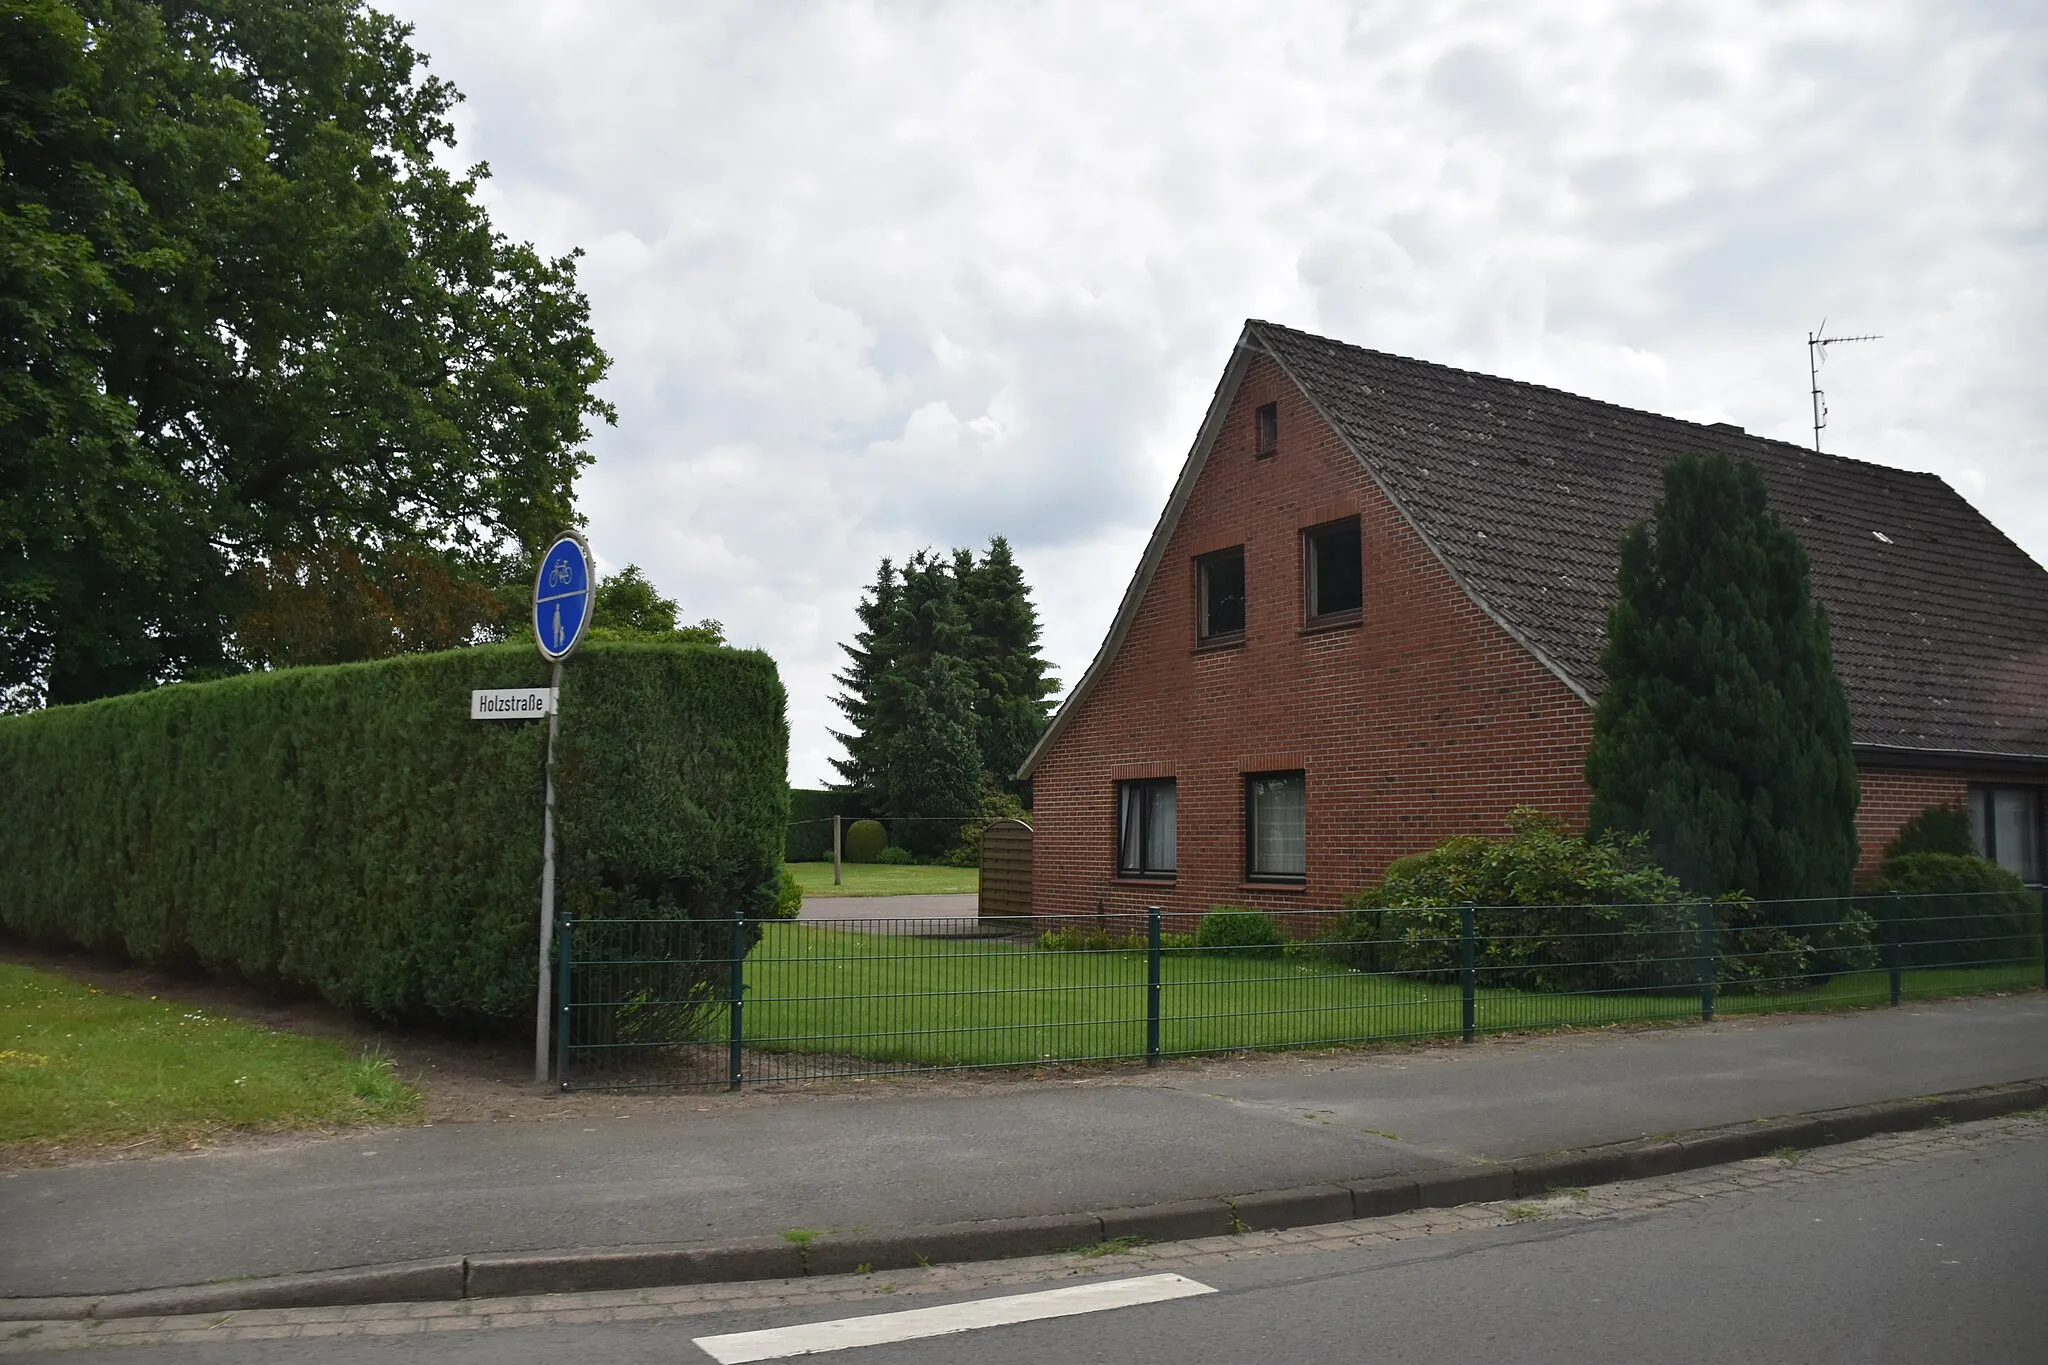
[1250,774,1305,876]
[1119,780,1176,874]
[1147,782,1177,873]
[1993,788,2039,881]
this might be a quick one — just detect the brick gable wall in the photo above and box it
[1030,356,1594,923]
[1029,357,2032,919]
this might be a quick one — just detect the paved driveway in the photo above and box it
[797,892,981,923]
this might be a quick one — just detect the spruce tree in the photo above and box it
[956,537,1059,786]
[1585,454,1861,909]
[828,558,901,799]
[879,653,985,854]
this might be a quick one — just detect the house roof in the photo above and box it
[1020,320,2048,777]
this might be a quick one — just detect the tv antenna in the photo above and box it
[1807,320,1881,453]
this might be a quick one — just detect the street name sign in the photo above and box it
[533,533,595,662]
[471,688,557,719]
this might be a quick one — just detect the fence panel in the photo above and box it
[557,890,2044,1091]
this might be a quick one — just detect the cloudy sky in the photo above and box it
[387,0,2044,788]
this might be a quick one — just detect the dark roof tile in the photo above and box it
[1253,320,2048,760]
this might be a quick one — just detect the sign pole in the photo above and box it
[526,529,594,1088]
[535,657,563,1084]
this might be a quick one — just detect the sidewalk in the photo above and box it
[3,994,2043,1301]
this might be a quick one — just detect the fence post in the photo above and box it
[1697,901,1717,1022]
[1884,892,1903,1006]
[2038,888,2047,993]
[555,915,573,1090]
[833,814,843,887]
[1458,903,1476,1044]
[1146,905,1163,1067]
[727,908,746,1092]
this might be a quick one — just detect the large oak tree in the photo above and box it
[2,0,612,705]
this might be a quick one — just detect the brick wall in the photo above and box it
[1030,355,1595,923]
[1853,768,1969,882]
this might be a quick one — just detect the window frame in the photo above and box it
[1969,784,2042,883]
[1255,401,1279,457]
[1244,769,1308,884]
[1116,777,1178,880]
[1195,545,1247,643]
[1301,516,1364,625]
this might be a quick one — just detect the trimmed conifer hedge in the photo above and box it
[0,641,788,1029]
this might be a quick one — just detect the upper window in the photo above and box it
[1246,771,1306,881]
[1255,402,1278,457]
[1117,778,1177,878]
[1970,785,2040,882]
[1303,518,1363,621]
[1197,547,1246,641]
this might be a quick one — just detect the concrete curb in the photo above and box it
[6,1077,2042,1322]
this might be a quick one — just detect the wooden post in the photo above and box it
[832,814,843,886]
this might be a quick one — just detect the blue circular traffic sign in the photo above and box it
[533,533,595,661]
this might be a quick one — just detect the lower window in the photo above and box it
[1245,771,1306,881]
[1969,785,2041,882]
[1117,778,1177,877]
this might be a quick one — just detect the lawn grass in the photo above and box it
[735,924,2041,1071]
[788,861,980,898]
[0,963,421,1150]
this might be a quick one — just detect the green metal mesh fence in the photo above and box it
[556,891,2045,1091]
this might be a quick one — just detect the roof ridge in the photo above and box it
[1244,319,1943,483]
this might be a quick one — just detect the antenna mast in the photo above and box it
[1807,320,1881,453]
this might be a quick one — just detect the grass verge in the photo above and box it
[0,963,421,1152]
[788,862,980,899]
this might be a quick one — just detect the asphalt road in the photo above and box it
[17,1117,2047,1362]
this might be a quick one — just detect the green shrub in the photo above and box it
[773,868,804,918]
[943,778,1030,867]
[1882,806,1975,860]
[1335,808,1817,993]
[0,640,788,1032]
[1868,852,2041,969]
[1195,907,1286,958]
[873,845,915,865]
[843,819,888,863]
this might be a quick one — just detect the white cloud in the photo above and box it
[388,0,2046,785]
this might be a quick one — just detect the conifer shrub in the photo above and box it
[1195,907,1287,958]
[0,640,788,1031]
[1584,452,1866,971]
[1868,852,2040,969]
[843,819,888,863]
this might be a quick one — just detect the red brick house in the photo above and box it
[1017,320,2048,920]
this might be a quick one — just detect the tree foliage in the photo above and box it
[1585,454,1861,907]
[1,0,613,707]
[830,538,1056,841]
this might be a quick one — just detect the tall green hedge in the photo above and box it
[0,641,788,1029]
[785,787,866,861]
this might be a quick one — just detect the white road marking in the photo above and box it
[691,1272,1216,1362]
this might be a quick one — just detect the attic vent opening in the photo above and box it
[1873,530,1894,544]
[1255,402,1278,457]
